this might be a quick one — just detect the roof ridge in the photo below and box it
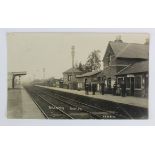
[110,41,147,45]
[76,70,101,78]
[63,67,82,73]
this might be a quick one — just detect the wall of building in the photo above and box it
[63,72,81,89]
[116,73,148,97]
[76,73,101,91]
[63,72,82,84]
[63,73,68,84]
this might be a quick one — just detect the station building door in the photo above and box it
[130,77,135,96]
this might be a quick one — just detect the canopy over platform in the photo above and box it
[11,71,27,76]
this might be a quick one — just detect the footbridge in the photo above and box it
[8,71,27,88]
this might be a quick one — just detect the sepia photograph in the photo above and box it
[1,1,155,155]
[7,32,149,119]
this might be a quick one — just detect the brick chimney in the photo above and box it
[115,35,123,43]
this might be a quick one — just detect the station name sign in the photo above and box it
[127,74,135,77]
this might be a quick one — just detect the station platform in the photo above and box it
[7,87,45,119]
[36,85,148,109]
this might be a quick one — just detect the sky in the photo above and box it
[7,32,149,82]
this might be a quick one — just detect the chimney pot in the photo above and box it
[115,35,123,43]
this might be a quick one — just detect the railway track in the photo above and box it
[26,88,74,119]
[26,86,105,119]
[39,88,131,119]
[25,86,134,119]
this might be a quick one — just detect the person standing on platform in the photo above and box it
[113,81,117,95]
[100,82,105,95]
[121,80,126,97]
[85,79,89,95]
[92,82,97,95]
[116,83,121,96]
[88,82,91,92]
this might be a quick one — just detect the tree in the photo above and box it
[75,62,85,72]
[78,62,85,71]
[85,50,101,72]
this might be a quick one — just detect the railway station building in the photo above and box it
[101,36,149,97]
[63,67,83,89]
[116,60,148,97]
[76,70,101,91]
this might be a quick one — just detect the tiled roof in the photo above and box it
[109,41,149,59]
[63,67,82,74]
[116,60,148,75]
[97,70,105,77]
[109,41,127,56]
[76,70,101,78]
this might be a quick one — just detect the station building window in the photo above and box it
[78,83,83,89]
[117,77,123,85]
[135,76,142,89]
[107,54,111,66]
[68,75,72,81]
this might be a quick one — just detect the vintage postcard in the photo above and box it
[7,32,149,119]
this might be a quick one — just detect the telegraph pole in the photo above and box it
[71,45,75,89]
[71,45,75,68]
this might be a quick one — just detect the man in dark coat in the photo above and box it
[121,80,126,97]
[85,79,89,95]
[100,82,105,95]
[92,82,97,95]
[113,81,117,95]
